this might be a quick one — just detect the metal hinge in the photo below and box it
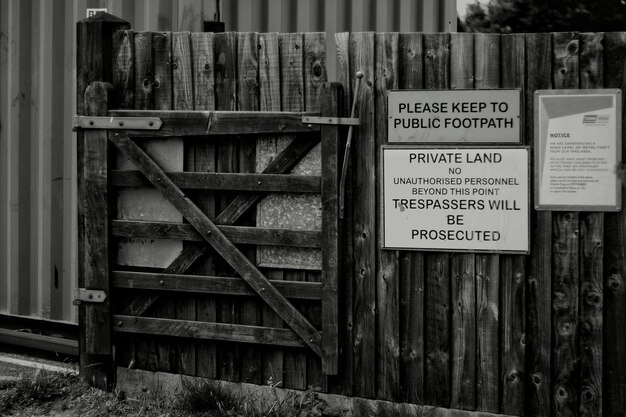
[301,116,360,126]
[73,288,107,306]
[72,116,162,131]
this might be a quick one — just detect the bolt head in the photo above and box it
[356,71,364,79]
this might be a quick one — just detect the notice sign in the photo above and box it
[382,147,529,253]
[536,89,622,211]
[388,89,521,143]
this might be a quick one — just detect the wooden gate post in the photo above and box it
[77,12,129,391]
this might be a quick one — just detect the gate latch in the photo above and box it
[73,288,107,305]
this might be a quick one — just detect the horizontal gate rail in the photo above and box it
[112,220,322,249]
[112,271,322,300]
[106,110,321,136]
[114,316,310,348]
[111,171,321,193]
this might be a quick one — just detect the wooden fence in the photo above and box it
[76,13,626,417]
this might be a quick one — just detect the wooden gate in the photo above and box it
[76,14,342,391]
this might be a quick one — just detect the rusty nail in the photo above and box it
[258,181,262,185]
[117,321,123,326]
[307,124,313,129]
[159,280,164,286]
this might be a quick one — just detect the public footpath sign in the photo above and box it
[535,89,622,211]
[388,89,521,143]
[382,147,529,253]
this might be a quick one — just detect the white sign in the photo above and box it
[388,89,521,143]
[535,89,622,211]
[86,8,108,18]
[382,147,529,253]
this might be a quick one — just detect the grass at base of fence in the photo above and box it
[0,370,346,417]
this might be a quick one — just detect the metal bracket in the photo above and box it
[301,116,360,126]
[73,116,162,131]
[73,288,107,306]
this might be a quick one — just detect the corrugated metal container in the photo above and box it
[0,0,456,324]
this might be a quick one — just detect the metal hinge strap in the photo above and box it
[73,116,162,131]
[73,288,107,305]
[301,116,360,126]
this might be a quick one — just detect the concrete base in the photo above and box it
[116,368,513,417]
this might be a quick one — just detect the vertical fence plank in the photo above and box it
[449,32,476,412]
[258,32,284,387]
[579,32,604,417]
[213,31,238,382]
[423,32,451,409]
[172,30,196,376]
[237,31,262,385]
[525,32,552,417]
[278,32,307,391]
[332,31,354,397]
[397,32,425,405]
[474,32,501,414]
[112,29,134,109]
[603,31,626,417]
[552,31,580,417]
[349,31,376,399]
[190,31,217,379]
[500,33,527,416]
[303,31,327,391]
[374,31,400,402]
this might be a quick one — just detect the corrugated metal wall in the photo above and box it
[0,0,455,324]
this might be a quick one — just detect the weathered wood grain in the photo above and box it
[133,31,153,110]
[423,33,451,409]
[603,31,626,417]
[449,32,476,412]
[332,31,354,397]
[525,32,552,417]
[374,32,400,402]
[579,32,604,417]
[114,316,308,348]
[349,31,377,400]
[112,271,322,300]
[108,132,323,357]
[320,82,342,376]
[474,33,501,414]
[398,32,425,405]
[112,30,134,109]
[499,33,526,416]
[552,32,580,417]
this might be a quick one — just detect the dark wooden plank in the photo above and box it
[108,132,323,357]
[258,31,284,387]
[398,32,425,405]
[214,31,239,383]
[303,31,328,390]
[112,271,322,300]
[474,33,501,414]
[349,31,376,399]
[133,31,154,110]
[237,31,262,385]
[80,81,115,390]
[278,31,308,391]
[331,31,354,397]
[579,31,604,417]
[107,109,319,137]
[423,32,451,409]
[476,254,499,412]
[525,32,552,417]
[111,220,322,248]
[114,316,308,348]
[499,33,526,416]
[374,32,400,402]
[603,31,626,417]
[320,82,342,376]
[552,31,580,417]
[172,30,196,377]
[190,30,217,380]
[112,30,134,109]
[449,32,476,412]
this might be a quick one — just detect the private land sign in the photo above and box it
[382,147,529,253]
[388,89,521,143]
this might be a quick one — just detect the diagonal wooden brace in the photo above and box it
[109,131,322,357]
